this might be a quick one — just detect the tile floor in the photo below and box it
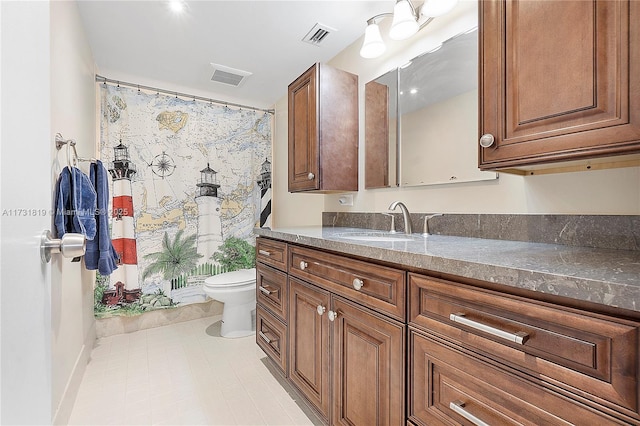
[69,316,321,425]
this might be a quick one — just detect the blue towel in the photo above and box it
[54,166,97,240]
[85,160,119,275]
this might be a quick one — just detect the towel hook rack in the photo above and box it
[55,133,79,168]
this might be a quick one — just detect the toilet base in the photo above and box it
[220,300,256,338]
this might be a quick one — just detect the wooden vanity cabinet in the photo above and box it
[479,0,640,170]
[285,243,405,424]
[288,277,405,425]
[257,236,639,425]
[408,273,640,425]
[288,63,358,192]
[255,238,289,375]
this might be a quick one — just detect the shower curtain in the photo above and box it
[96,84,272,316]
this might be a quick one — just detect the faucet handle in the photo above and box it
[382,213,397,233]
[422,213,444,237]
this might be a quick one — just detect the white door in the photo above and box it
[1,1,53,423]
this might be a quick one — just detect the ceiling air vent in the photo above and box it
[210,63,252,87]
[302,23,336,46]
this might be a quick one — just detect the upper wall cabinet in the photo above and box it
[288,63,358,193]
[479,0,640,171]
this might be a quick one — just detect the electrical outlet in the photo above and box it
[338,194,354,206]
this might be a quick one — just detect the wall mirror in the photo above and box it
[365,28,498,188]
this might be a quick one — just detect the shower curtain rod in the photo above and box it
[95,74,275,114]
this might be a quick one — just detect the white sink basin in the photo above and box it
[336,232,414,242]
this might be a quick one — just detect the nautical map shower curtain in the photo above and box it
[96,84,272,317]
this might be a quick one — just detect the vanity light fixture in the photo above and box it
[168,0,186,14]
[359,0,459,59]
[389,0,420,40]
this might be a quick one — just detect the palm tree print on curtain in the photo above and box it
[142,230,202,281]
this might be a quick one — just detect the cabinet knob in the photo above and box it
[307,172,315,180]
[352,278,364,291]
[300,260,308,270]
[479,133,495,148]
[328,310,340,322]
[317,305,326,316]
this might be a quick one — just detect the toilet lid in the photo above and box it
[204,268,256,287]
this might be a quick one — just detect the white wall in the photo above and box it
[272,0,640,226]
[50,1,98,424]
[272,96,325,227]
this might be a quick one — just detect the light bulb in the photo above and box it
[389,0,419,41]
[360,22,386,58]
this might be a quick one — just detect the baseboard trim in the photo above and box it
[52,321,96,425]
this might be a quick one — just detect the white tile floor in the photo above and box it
[69,316,321,425]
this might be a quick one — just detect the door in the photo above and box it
[479,0,640,169]
[288,277,330,419]
[331,296,405,426]
[1,1,53,423]
[288,64,319,192]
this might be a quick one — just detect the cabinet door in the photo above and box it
[480,0,640,169]
[288,277,330,420]
[331,296,405,426]
[288,64,319,192]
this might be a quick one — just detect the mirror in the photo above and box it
[364,28,498,188]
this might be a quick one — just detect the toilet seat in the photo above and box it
[204,268,256,288]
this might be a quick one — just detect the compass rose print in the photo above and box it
[149,151,176,179]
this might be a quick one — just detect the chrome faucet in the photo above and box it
[422,213,444,237]
[388,201,412,234]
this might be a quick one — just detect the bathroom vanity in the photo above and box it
[254,226,640,426]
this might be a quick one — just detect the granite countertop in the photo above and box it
[254,226,640,313]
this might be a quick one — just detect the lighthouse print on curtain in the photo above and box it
[96,84,272,317]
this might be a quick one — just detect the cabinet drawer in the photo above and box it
[289,245,406,321]
[256,306,287,374]
[409,273,640,416]
[256,237,287,271]
[409,330,627,426]
[256,263,288,323]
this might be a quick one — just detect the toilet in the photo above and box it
[203,268,257,338]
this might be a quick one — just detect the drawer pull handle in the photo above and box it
[258,249,271,256]
[449,400,490,426]
[328,310,340,322]
[259,331,277,344]
[259,285,276,295]
[317,305,326,316]
[449,312,529,345]
[300,260,308,270]
[352,278,364,291]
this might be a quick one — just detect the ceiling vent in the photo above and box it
[210,63,252,87]
[302,23,336,46]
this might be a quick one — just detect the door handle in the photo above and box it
[40,230,86,263]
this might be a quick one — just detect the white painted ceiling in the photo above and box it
[77,0,393,109]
